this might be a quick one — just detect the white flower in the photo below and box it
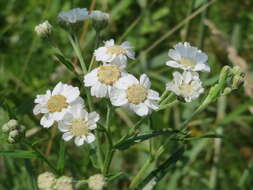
[58,104,100,146]
[55,176,73,190]
[33,82,84,128]
[94,39,135,68]
[166,42,210,72]
[88,174,106,190]
[84,64,127,98]
[166,71,204,102]
[90,10,110,31]
[37,172,56,190]
[90,10,110,22]
[110,74,160,117]
[58,8,89,24]
[34,20,52,38]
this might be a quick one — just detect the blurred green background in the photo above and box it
[1,0,253,189]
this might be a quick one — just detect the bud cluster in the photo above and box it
[2,119,26,143]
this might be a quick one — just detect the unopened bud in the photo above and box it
[9,129,19,138]
[55,176,73,190]
[232,75,243,89]
[37,172,56,189]
[232,66,243,76]
[222,87,232,95]
[8,119,18,128]
[8,136,15,144]
[34,20,52,38]
[88,174,107,190]
[2,123,10,133]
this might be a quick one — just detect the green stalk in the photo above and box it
[158,91,170,104]
[88,31,100,72]
[68,34,87,74]
[24,140,58,175]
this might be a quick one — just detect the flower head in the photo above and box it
[94,39,135,68]
[33,82,84,128]
[166,42,210,72]
[58,8,89,24]
[34,20,52,38]
[110,74,160,116]
[55,176,73,190]
[90,10,110,31]
[58,104,100,146]
[88,174,106,190]
[37,172,56,190]
[84,64,127,98]
[166,71,204,102]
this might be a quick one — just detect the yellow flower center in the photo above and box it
[126,85,147,104]
[47,95,68,113]
[97,65,121,85]
[180,57,196,68]
[179,83,193,95]
[106,45,125,54]
[70,119,89,137]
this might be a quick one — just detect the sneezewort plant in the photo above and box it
[1,6,245,190]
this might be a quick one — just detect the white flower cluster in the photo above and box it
[37,172,73,190]
[33,82,99,146]
[2,119,25,143]
[84,39,160,116]
[165,42,209,102]
[88,174,107,190]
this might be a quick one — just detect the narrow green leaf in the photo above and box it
[24,159,38,190]
[134,147,185,190]
[115,129,182,150]
[0,150,38,158]
[57,140,66,175]
[54,53,75,72]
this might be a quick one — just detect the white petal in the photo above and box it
[166,61,181,68]
[140,74,151,88]
[104,39,115,46]
[183,71,193,84]
[52,82,63,95]
[194,63,210,72]
[145,100,159,110]
[168,49,181,60]
[58,122,70,132]
[88,112,100,123]
[33,104,42,115]
[62,85,80,103]
[110,89,128,106]
[74,136,85,146]
[62,132,74,141]
[71,97,85,106]
[130,103,149,117]
[91,83,108,98]
[114,74,139,90]
[147,90,160,100]
[84,133,96,143]
[173,72,183,85]
[88,124,97,130]
[51,109,67,121]
[84,69,99,86]
[40,114,54,128]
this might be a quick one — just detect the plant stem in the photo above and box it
[129,156,154,190]
[68,34,87,74]
[95,131,104,172]
[88,31,100,72]
[24,140,58,175]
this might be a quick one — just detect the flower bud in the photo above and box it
[90,10,110,31]
[232,66,243,76]
[232,75,244,90]
[8,119,18,128]
[9,129,19,138]
[2,123,10,133]
[55,176,73,190]
[88,174,106,190]
[222,87,232,96]
[37,172,56,189]
[34,20,53,38]
[8,136,15,144]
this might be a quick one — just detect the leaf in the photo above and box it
[54,53,75,73]
[115,129,182,150]
[57,140,66,175]
[134,147,185,190]
[24,159,38,190]
[107,172,128,182]
[0,150,38,158]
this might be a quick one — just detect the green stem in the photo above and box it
[88,31,100,72]
[95,131,104,172]
[158,91,170,104]
[68,34,87,74]
[160,93,175,106]
[157,100,179,111]
[103,149,115,175]
[24,140,58,175]
[129,156,154,190]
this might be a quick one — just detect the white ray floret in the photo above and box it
[84,64,127,98]
[166,71,204,102]
[33,82,84,128]
[58,104,100,146]
[94,39,135,67]
[110,74,160,117]
[166,42,210,72]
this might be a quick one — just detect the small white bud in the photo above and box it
[8,119,18,128]
[35,20,52,38]
[88,174,106,190]
[9,129,19,138]
[37,172,56,189]
[2,123,10,133]
[55,176,73,190]
[8,136,15,144]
